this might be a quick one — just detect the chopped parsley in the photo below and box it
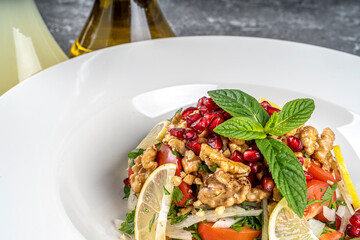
[149,213,156,232]
[119,210,135,234]
[144,207,149,212]
[172,186,185,203]
[321,183,338,205]
[172,150,181,158]
[156,142,163,150]
[123,185,131,199]
[197,163,211,173]
[306,197,322,207]
[210,163,219,172]
[168,203,189,224]
[184,223,201,240]
[231,215,263,232]
[163,186,170,195]
[128,148,145,167]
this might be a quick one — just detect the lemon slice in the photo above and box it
[134,163,177,240]
[259,97,282,110]
[334,145,360,209]
[269,198,318,240]
[136,120,170,149]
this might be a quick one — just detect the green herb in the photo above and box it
[168,108,183,122]
[149,213,156,232]
[335,200,346,206]
[119,210,135,234]
[197,163,211,173]
[144,207,149,212]
[210,163,219,172]
[231,215,263,232]
[184,198,194,207]
[208,89,269,126]
[306,197,322,207]
[321,183,338,205]
[304,153,310,158]
[264,98,315,136]
[321,188,324,192]
[128,148,145,167]
[172,186,185,203]
[214,117,267,140]
[184,223,201,240]
[156,142,163,150]
[326,221,336,229]
[172,150,181,158]
[168,203,190,224]
[321,226,332,235]
[123,185,131,199]
[256,137,307,217]
[163,186,170,195]
[215,192,223,197]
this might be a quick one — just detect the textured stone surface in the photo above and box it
[35,0,360,56]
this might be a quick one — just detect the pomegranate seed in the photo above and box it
[230,150,245,163]
[169,128,185,139]
[249,162,264,173]
[287,136,303,152]
[190,117,210,134]
[197,96,206,107]
[248,172,258,187]
[262,177,275,192]
[305,172,313,181]
[199,106,212,116]
[203,97,219,110]
[186,113,201,127]
[183,129,198,140]
[297,157,304,165]
[346,224,360,237]
[208,116,224,133]
[182,107,197,120]
[250,143,259,150]
[207,134,223,150]
[203,112,223,122]
[350,214,360,228]
[336,215,341,230]
[261,101,271,108]
[222,110,232,120]
[123,178,130,186]
[186,140,202,155]
[243,150,261,162]
[265,106,280,116]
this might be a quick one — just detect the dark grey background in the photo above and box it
[35,0,360,56]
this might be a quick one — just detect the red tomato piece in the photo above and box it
[318,227,344,240]
[198,222,261,240]
[308,162,341,183]
[128,166,134,178]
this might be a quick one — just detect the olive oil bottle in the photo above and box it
[69,0,175,57]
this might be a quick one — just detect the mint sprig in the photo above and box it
[208,89,314,217]
[208,89,269,126]
[256,137,307,217]
[214,117,267,140]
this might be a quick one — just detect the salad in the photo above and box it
[117,89,360,240]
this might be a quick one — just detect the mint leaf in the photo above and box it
[119,210,135,234]
[214,117,266,140]
[208,89,269,126]
[265,99,315,136]
[264,111,279,130]
[256,137,307,217]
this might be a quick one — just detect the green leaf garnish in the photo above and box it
[210,163,219,172]
[231,215,263,232]
[168,108,183,122]
[197,163,211,173]
[214,117,266,140]
[208,89,269,126]
[321,183,338,205]
[149,213,156,232]
[128,148,145,167]
[123,185,131,199]
[163,186,170,195]
[172,150,181,158]
[264,98,315,136]
[256,137,307,217]
[172,186,185,203]
[119,210,135,234]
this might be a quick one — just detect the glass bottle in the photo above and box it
[69,0,175,57]
[0,0,68,95]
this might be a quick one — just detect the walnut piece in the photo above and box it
[197,169,251,208]
[130,146,158,193]
[182,150,201,174]
[162,134,187,155]
[246,186,271,202]
[299,126,319,155]
[229,142,249,154]
[200,144,250,175]
[313,128,336,171]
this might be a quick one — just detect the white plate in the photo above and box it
[0,36,360,240]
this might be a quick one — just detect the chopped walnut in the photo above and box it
[268,201,278,216]
[246,186,271,202]
[194,177,203,185]
[183,174,196,185]
[229,138,246,146]
[228,142,249,154]
[171,113,182,125]
[303,157,311,171]
[214,206,225,215]
[294,152,303,158]
[172,176,182,186]
[299,126,319,155]
[195,209,206,217]
[220,136,229,152]
[196,137,208,144]
[272,186,282,202]
[313,128,336,171]
[223,149,231,158]
[200,144,250,175]
[199,129,209,138]
[285,125,304,138]
[182,150,201,174]
[197,169,251,208]
[162,134,187,155]
[179,206,193,216]
[130,146,158,193]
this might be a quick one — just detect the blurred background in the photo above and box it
[35,0,360,56]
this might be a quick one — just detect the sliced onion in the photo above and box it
[308,218,326,237]
[339,205,352,233]
[169,206,262,229]
[336,188,341,200]
[212,217,241,229]
[323,206,336,222]
[336,205,346,218]
[127,190,137,211]
[114,218,124,229]
[337,180,355,215]
[166,228,192,240]
[261,198,269,240]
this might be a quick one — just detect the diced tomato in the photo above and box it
[308,161,341,183]
[198,222,261,240]
[305,180,336,221]
[318,227,344,240]
[128,166,134,178]
[157,144,195,207]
